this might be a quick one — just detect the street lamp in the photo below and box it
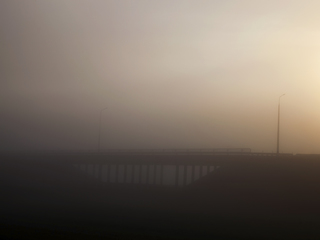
[277,94,285,154]
[98,107,108,152]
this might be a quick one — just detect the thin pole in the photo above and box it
[98,107,107,152]
[277,94,285,154]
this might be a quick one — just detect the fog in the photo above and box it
[2,0,320,153]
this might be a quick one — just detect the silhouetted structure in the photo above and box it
[2,150,320,239]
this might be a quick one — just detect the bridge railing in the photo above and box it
[97,148,252,155]
[0,149,295,158]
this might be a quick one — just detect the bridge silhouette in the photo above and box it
[2,150,320,239]
[2,148,292,188]
[73,148,282,186]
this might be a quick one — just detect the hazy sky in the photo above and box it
[2,0,320,153]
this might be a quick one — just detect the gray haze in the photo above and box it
[2,1,320,153]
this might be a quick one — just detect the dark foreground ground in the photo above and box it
[1,153,320,239]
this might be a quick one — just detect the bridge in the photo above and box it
[2,150,320,239]
[1,148,294,188]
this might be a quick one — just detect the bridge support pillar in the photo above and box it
[131,165,135,184]
[98,164,102,181]
[191,164,195,184]
[183,165,187,186]
[124,164,127,183]
[153,165,156,185]
[160,165,163,185]
[139,164,142,184]
[107,164,111,183]
[175,164,179,187]
[147,164,150,185]
[115,164,119,183]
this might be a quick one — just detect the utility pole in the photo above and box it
[98,107,108,152]
[277,94,285,154]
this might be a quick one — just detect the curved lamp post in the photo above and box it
[98,107,108,152]
[277,94,285,154]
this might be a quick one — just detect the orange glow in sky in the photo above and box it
[1,1,320,153]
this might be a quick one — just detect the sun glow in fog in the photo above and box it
[3,1,320,153]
